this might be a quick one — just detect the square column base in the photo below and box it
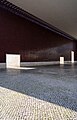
[60,57,64,64]
[6,54,20,68]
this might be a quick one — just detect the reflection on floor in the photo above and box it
[6,66,35,70]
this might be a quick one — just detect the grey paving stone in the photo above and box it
[0,63,77,119]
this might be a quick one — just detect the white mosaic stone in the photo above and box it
[0,86,77,120]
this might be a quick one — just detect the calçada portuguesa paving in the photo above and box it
[0,64,77,120]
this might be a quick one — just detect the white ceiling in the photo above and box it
[8,0,77,39]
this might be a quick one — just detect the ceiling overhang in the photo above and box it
[0,0,77,40]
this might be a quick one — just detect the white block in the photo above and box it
[71,51,74,63]
[6,54,20,68]
[60,57,64,64]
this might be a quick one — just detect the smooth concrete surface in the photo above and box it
[0,63,77,119]
[6,54,20,68]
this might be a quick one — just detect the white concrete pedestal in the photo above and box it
[6,54,20,68]
[60,57,64,64]
[71,51,74,63]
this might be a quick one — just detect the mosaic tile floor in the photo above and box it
[0,86,77,120]
[0,64,77,119]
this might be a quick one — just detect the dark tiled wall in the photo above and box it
[0,7,75,62]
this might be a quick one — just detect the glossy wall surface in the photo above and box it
[0,7,75,62]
